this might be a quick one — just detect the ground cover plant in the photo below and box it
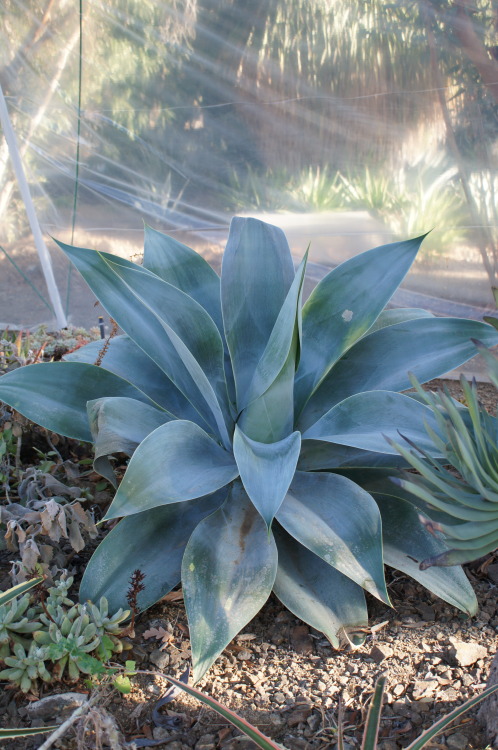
[0,217,497,685]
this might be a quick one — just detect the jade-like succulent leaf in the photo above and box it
[0,362,154,442]
[143,224,223,332]
[295,235,425,412]
[303,391,443,455]
[233,425,301,528]
[273,526,368,648]
[221,217,295,408]
[276,471,390,604]
[375,493,478,615]
[80,491,226,613]
[87,397,172,486]
[65,335,202,423]
[182,481,278,683]
[103,420,238,520]
[299,318,498,429]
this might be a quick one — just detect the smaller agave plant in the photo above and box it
[390,342,498,568]
[0,218,497,682]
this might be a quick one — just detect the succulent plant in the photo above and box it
[0,576,129,691]
[0,641,52,693]
[0,217,497,681]
[390,354,498,568]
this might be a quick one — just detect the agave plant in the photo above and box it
[0,218,497,682]
[390,346,498,568]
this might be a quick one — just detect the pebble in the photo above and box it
[150,648,171,670]
[370,644,394,664]
[153,726,171,740]
[448,640,488,667]
[26,693,88,720]
[446,732,470,750]
[195,733,217,750]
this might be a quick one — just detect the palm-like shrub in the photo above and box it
[0,218,496,681]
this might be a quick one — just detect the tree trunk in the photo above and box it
[478,649,498,748]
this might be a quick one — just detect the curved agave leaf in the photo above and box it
[299,318,498,429]
[237,254,307,442]
[182,481,278,683]
[233,425,301,529]
[273,526,368,648]
[80,491,226,613]
[103,420,238,520]
[57,241,230,446]
[221,217,295,408]
[0,362,155,442]
[294,235,425,413]
[87,397,172,486]
[366,308,433,334]
[303,391,443,455]
[375,493,478,615]
[65,335,202,423]
[276,471,390,604]
[298,440,409,471]
[143,224,223,332]
[107,258,232,445]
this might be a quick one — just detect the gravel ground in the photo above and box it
[0,380,497,750]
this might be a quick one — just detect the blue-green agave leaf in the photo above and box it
[65,335,202,424]
[103,420,238,520]
[294,235,425,412]
[366,307,434,334]
[233,425,301,528]
[221,217,295,408]
[87,397,172,486]
[273,526,368,648]
[182,481,278,683]
[236,254,307,442]
[375,493,478,615]
[276,471,390,604]
[106,258,232,447]
[242,253,307,410]
[57,240,230,445]
[80,491,226,613]
[303,391,443,455]
[0,362,155,442]
[299,318,498,429]
[143,224,223,332]
[298,440,409,471]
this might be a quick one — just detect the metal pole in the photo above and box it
[0,83,67,328]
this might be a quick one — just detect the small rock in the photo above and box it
[153,727,171,740]
[237,649,253,661]
[446,732,470,750]
[393,684,405,697]
[412,680,438,700]
[370,644,394,664]
[150,648,170,670]
[287,706,312,727]
[486,563,498,585]
[26,693,88,720]
[273,692,286,704]
[195,733,217,750]
[448,641,487,667]
[291,625,313,655]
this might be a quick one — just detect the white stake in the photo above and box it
[0,83,67,328]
